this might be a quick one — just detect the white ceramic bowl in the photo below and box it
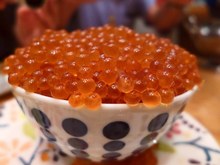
[12,86,197,162]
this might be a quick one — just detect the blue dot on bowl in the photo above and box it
[71,150,89,158]
[148,113,169,132]
[62,118,88,137]
[103,121,130,140]
[140,132,158,145]
[68,138,88,150]
[102,152,121,159]
[31,108,51,128]
[132,146,147,156]
[103,141,125,151]
[40,127,56,142]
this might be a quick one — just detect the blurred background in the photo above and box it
[0,0,218,64]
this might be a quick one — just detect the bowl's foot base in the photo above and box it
[71,145,158,165]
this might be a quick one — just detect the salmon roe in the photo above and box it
[3,25,202,109]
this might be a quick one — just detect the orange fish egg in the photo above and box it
[3,25,202,109]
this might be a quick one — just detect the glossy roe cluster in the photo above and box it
[3,25,201,110]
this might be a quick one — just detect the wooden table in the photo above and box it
[1,67,220,145]
[186,67,220,145]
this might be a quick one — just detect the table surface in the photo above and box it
[1,67,220,145]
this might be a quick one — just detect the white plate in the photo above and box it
[0,99,220,165]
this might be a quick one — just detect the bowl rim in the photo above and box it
[12,85,198,110]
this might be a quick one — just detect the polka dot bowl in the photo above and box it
[12,86,197,162]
